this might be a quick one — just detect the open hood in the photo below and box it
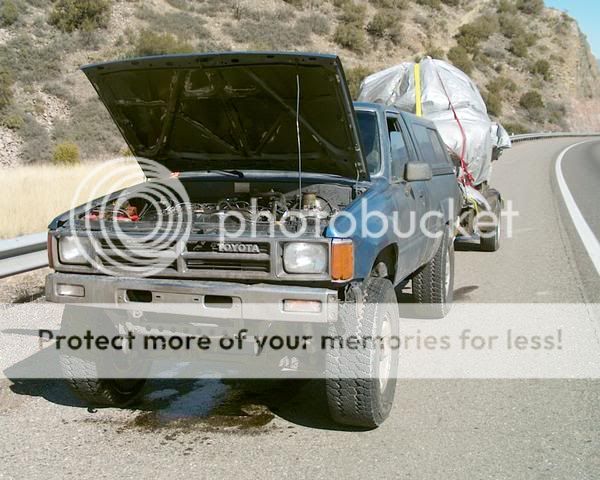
[82,52,368,180]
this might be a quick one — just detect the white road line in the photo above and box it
[555,140,600,276]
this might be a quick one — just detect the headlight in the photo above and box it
[58,237,94,265]
[283,242,328,274]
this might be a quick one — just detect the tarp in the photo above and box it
[358,58,507,186]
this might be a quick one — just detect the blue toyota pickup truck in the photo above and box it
[46,52,461,428]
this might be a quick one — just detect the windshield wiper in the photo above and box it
[205,169,244,178]
[206,168,244,178]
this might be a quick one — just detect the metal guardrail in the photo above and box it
[510,132,600,143]
[1,131,599,279]
[0,232,48,279]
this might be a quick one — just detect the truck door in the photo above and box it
[387,114,428,278]
[409,123,450,260]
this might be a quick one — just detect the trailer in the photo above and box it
[358,57,510,251]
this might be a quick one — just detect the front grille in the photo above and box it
[185,258,270,273]
[89,237,273,276]
[94,238,179,271]
[183,240,271,275]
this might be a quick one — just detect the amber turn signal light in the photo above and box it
[331,240,354,281]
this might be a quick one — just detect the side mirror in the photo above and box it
[404,162,432,182]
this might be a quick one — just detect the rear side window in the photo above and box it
[412,125,436,165]
[412,124,449,166]
[427,129,451,165]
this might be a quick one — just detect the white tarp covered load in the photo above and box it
[358,58,507,186]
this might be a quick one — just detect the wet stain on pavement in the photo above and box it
[122,379,300,434]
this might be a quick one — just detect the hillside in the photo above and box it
[0,0,599,167]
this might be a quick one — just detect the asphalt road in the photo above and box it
[1,138,599,479]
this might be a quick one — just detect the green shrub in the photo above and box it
[52,142,80,165]
[1,0,19,26]
[519,90,544,111]
[369,0,408,7]
[441,0,460,6]
[345,66,372,99]
[487,76,516,94]
[530,59,550,80]
[497,0,517,14]
[415,0,441,8]
[0,106,23,129]
[49,0,112,33]
[483,90,502,116]
[367,10,395,37]
[165,0,193,10]
[498,13,524,39]
[131,30,194,56]
[339,1,366,25]
[503,121,529,135]
[516,0,543,15]
[509,35,529,57]
[388,23,403,44]
[423,46,445,59]
[0,67,13,110]
[455,15,496,53]
[282,0,306,8]
[334,23,367,52]
[447,45,473,74]
[306,12,330,35]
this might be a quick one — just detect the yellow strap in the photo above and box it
[414,63,422,117]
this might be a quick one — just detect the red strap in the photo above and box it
[434,68,474,186]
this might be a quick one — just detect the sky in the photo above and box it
[545,0,600,59]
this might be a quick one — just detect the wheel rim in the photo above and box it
[444,249,451,298]
[378,312,392,392]
[496,215,501,243]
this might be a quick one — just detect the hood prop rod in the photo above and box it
[296,74,302,209]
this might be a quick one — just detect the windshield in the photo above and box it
[356,110,381,175]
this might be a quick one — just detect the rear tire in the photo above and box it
[480,205,501,252]
[411,227,454,318]
[480,189,502,252]
[326,277,399,428]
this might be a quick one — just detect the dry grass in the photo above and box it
[0,160,144,239]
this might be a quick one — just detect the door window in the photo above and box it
[387,116,409,181]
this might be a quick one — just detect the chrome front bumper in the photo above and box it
[45,273,338,323]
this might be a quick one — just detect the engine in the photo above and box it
[84,190,338,231]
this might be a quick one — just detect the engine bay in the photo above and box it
[81,179,354,235]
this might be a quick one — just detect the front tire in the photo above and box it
[59,306,147,407]
[326,277,400,428]
[61,364,146,407]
